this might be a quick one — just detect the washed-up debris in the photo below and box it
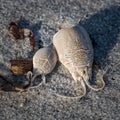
[8,22,25,39]
[8,21,36,51]
[0,74,30,92]
[10,59,33,75]
[0,58,33,92]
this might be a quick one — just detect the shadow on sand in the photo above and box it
[79,5,120,68]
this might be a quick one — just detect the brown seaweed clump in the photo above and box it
[8,21,36,51]
[10,59,33,75]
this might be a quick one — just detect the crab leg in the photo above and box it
[83,66,105,91]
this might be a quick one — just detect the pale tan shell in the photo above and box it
[53,25,105,97]
[33,44,58,75]
[26,44,58,86]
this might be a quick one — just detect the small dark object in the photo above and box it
[10,59,33,75]
[8,22,25,39]
[0,74,29,92]
[0,74,15,91]
[8,21,36,50]
[29,36,36,51]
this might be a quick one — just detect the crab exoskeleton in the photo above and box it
[27,44,58,87]
[53,25,105,98]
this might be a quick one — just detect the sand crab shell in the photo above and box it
[53,25,105,97]
[27,44,58,86]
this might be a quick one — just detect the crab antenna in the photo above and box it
[31,73,40,83]
[26,72,46,89]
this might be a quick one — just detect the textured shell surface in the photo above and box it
[33,44,58,75]
[53,25,93,82]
